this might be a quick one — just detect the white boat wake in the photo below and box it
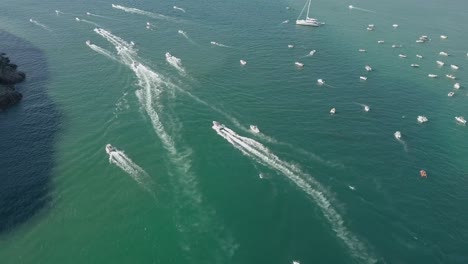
[75,17,100,27]
[173,6,186,13]
[166,52,186,75]
[212,123,376,263]
[107,146,154,194]
[178,30,198,45]
[210,41,232,48]
[348,5,376,13]
[85,41,120,62]
[111,4,177,22]
[281,20,289,24]
[29,19,52,32]
[86,11,113,20]
[93,28,237,260]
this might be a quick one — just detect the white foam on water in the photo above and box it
[213,124,377,263]
[178,30,198,45]
[166,53,186,75]
[281,20,289,24]
[94,28,237,261]
[86,42,120,62]
[108,148,154,194]
[29,19,53,32]
[173,6,186,13]
[210,41,232,48]
[111,4,177,22]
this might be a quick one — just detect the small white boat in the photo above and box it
[146,22,151,26]
[365,65,372,72]
[410,64,420,68]
[75,17,80,21]
[288,44,294,48]
[250,125,260,133]
[349,5,354,9]
[292,261,300,264]
[212,121,224,130]
[417,116,428,123]
[360,76,367,81]
[317,79,325,85]
[454,83,460,89]
[105,144,116,154]
[85,40,91,45]
[364,105,370,112]
[367,27,374,31]
[436,60,445,66]
[428,74,438,78]
[358,49,366,52]
[177,29,185,34]
[450,64,459,70]
[377,40,385,44]
[440,35,448,39]
[398,54,407,58]
[448,91,455,97]
[394,131,402,140]
[392,24,399,28]
[295,62,304,67]
[240,59,247,66]
[392,44,402,48]
[330,108,336,114]
[368,24,375,28]
[86,12,91,15]
[416,39,425,43]
[309,50,316,56]
[446,74,456,80]
[210,41,218,45]
[420,35,429,41]
[455,116,467,124]
[416,54,423,59]
[439,51,449,56]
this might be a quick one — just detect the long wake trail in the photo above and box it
[29,19,52,32]
[178,30,198,45]
[93,28,237,261]
[75,17,100,27]
[348,5,376,13]
[108,147,154,195]
[85,41,120,62]
[111,4,177,22]
[212,123,377,263]
[86,12,114,20]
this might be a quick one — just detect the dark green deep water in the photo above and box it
[1,0,467,263]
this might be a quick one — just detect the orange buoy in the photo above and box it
[420,170,427,178]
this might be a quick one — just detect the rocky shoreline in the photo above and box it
[0,53,26,110]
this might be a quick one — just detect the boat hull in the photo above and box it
[296,20,320,27]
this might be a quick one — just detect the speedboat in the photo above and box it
[417,115,428,123]
[398,54,407,58]
[364,105,370,112]
[416,39,425,43]
[392,44,402,48]
[410,64,420,67]
[377,40,385,44]
[365,65,372,72]
[86,12,91,15]
[317,79,325,85]
[450,64,459,70]
[288,44,294,48]
[146,22,151,26]
[367,27,374,31]
[105,144,116,154]
[446,74,456,80]
[132,61,140,68]
[358,49,366,52]
[250,125,260,133]
[392,24,399,28]
[368,24,375,28]
[29,18,33,22]
[240,59,247,66]
[436,60,444,66]
[85,40,91,45]
[416,54,423,59]
[212,121,224,130]
[394,131,402,139]
[448,92,455,97]
[330,108,336,114]
[428,74,438,78]
[439,51,449,56]
[309,50,316,56]
[360,76,367,81]
[295,62,304,67]
[420,35,429,41]
[165,52,172,60]
[178,30,185,34]
[455,116,467,124]
[75,17,80,21]
[440,35,448,39]
[210,41,218,45]
[454,83,460,89]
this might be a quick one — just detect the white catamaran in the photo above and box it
[296,0,322,27]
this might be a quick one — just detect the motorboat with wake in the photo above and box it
[295,62,304,67]
[448,92,455,97]
[454,83,460,89]
[250,125,260,133]
[365,65,372,72]
[360,76,367,81]
[416,54,423,59]
[240,59,247,66]
[439,51,449,56]
[330,108,336,114]
[212,121,224,130]
[446,74,456,80]
[364,105,370,112]
[436,60,444,66]
[428,74,438,78]
[417,115,428,123]
[410,64,420,68]
[105,144,116,154]
[394,131,402,140]
[317,79,325,85]
[455,116,466,125]
[440,35,448,39]
[86,40,91,45]
[450,64,459,70]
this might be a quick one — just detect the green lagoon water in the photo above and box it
[1,0,468,263]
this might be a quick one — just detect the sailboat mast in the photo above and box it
[306,0,311,18]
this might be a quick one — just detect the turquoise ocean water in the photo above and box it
[1,0,467,263]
